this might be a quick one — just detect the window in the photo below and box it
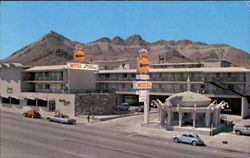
[27,99,36,106]
[38,99,47,107]
[38,84,43,89]
[11,98,20,105]
[2,97,10,104]
[189,134,194,138]
[159,84,162,89]
[45,84,50,89]
[45,72,49,77]
[105,74,110,78]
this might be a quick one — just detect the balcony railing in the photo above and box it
[21,88,64,93]
[23,76,63,81]
[98,77,245,82]
[35,76,63,81]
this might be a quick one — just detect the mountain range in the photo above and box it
[1,31,250,68]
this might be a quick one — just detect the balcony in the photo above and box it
[98,78,135,81]
[98,76,245,83]
[23,76,63,81]
[205,77,245,82]
[35,76,63,81]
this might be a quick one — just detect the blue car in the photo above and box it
[173,132,204,146]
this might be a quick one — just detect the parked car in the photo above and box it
[47,114,76,124]
[233,122,250,135]
[117,103,129,111]
[23,110,41,118]
[173,132,205,146]
[129,106,151,112]
[129,106,144,112]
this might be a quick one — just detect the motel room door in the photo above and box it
[49,101,56,112]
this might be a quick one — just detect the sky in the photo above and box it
[1,1,249,59]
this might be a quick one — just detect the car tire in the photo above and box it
[174,138,179,143]
[192,141,197,146]
[236,130,241,135]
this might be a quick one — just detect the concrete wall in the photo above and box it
[1,93,75,116]
[75,93,117,115]
[0,67,23,96]
[68,69,97,90]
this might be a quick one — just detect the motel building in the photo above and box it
[97,60,250,119]
[0,59,250,119]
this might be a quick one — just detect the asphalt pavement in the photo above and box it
[1,111,249,158]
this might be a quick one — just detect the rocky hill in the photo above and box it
[1,31,250,68]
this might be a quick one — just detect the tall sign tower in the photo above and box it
[74,44,86,62]
[134,48,151,124]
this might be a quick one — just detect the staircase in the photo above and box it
[205,78,248,100]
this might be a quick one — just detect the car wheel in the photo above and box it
[192,141,197,146]
[174,138,179,143]
[236,130,241,135]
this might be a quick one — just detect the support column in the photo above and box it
[168,109,171,125]
[205,110,210,127]
[143,94,149,124]
[213,110,218,126]
[179,112,182,127]
[241,97,250,119]
[192,110,196,128]
[160,109,164,125]
[158,107,161,121]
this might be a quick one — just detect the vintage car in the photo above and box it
[23,110,41,118]
[173,132,205,146]
[117,103,129,111]
[233,121,250,135]
[47,114,76,124]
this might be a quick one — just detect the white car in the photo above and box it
[47,114,76,124]
[233,122,250,135]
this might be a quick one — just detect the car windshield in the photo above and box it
[61,115,69,118]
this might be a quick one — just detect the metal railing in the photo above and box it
[23,76,63,81]
[98,77,245,82]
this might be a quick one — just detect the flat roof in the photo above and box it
[0,63,29,69]
[24,65,67,72]
[99,67,250,74]
[151,62,202,66]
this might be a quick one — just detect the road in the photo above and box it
[1,112,248,158]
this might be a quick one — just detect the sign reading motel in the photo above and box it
[133,81,152,89]
[67,63,99,71]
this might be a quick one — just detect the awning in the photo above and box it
[11,96,23,100]
[25,97,36,100]
[37,97,47,101]
[1,95,9,98]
